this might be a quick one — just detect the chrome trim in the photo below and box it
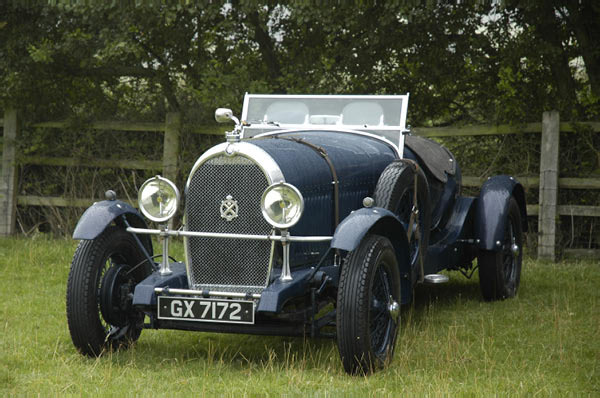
[511,243,520,257]
[155,287,261,300]
[220,195,239,221]
[183,142,286,291]
[279,230,292,281]
[388,298,400,323]
[127,226,333,242]
[260,182,305,229]
[215,108,238,124]
[138,175,180,223]
[159,226,172,275]
[185,142,285,191]
[215,108,242,142]
[423,274,450,284]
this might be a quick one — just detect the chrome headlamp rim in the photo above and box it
[260,182,304,229]
[138,175,180,223]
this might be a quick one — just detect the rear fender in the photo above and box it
[73,200,153,254]
[475,175,527,251]
[331,207,413,303]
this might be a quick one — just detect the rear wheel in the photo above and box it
[478,197,523,301]
[66,227,152,356]
[337,234,401,375]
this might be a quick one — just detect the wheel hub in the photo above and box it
[387,296,400,323]
[100,263,135,327]
[511,243,520,256]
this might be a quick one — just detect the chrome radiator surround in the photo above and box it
[184,142,284,294]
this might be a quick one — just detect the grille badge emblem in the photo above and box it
[220,195,239,221]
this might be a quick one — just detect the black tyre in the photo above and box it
[478,197,523,301]
[337,234,401,375]
[66,227,152,356]
[374,160,431,271]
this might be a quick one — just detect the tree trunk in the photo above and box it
[246,9,282,91]
[565,1,600,99]
[523,3,578,112]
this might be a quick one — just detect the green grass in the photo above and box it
[0,236,598,396]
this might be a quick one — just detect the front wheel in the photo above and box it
[478,197,523,301]
[66,227,152,356]
[336,234,401,375]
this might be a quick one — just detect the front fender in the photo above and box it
[73,200,152,248]
[331,207,406,252]
[475,175,527,251]
[332,207,413,303]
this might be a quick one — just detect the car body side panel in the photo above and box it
[426,196,477,273]
[475,175,527,250]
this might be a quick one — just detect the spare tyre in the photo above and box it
[373,160,431,276]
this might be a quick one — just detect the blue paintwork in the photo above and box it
[331,207,401,251]
[132,262,189,306]
[72,199,149,240]
[251,131,397,266]
[257,268,313,313]
[259,264,340,312]
[426,196,477,272]
[126,131,526,323]
[133,261,339,313]
[404,146,462,230]
[475,175,527,250]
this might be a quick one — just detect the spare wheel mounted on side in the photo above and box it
[373,159,431,278]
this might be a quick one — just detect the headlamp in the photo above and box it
[138,176,180,223]
[260,182,304,229]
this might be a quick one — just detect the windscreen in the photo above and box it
[241,94,409,146]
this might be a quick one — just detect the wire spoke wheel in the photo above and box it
[369,265,394,357]
[478,197,523,301]
[67,227,152,356]
[337,234,401,375]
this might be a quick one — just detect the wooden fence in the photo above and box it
[1,109,599,261]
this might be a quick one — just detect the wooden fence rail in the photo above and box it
[1,109,599,260]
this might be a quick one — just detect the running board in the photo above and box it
[423,274,449,284]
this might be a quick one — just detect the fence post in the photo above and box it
[538,110,560,261]
[0,109,18,236]
[163,112,181,228]
[163,112,181,183]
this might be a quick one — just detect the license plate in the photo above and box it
[157,296,255,324]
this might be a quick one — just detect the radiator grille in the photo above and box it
[185,155,273,293]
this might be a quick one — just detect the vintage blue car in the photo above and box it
[66,94,527,374]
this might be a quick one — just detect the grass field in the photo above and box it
[0,235,598,396]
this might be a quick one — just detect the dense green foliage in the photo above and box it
[2,2,598,124]
[1,237,598,394]
[0,2,599,246]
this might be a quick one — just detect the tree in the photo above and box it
[0,1,597,125]
[2,1,598,237]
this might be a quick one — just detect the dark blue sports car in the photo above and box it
[66,94,527,375]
